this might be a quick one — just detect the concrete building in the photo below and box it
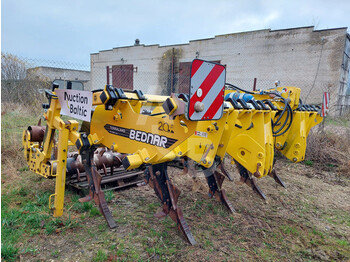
[27,66,91,90]
[91,26,350,115]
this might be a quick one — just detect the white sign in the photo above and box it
[56,89,92,122]
[189,59,226,121]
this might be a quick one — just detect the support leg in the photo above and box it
[53,127,69,217]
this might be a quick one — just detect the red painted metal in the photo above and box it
[178,62,192,94]
[188,59,226,121]
[112,65,134,90]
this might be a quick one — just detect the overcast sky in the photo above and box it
[2,0,350,65]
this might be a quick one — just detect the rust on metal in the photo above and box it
[218,162,233,181]
[201,144,214,163]
[253,162,262,178]
[66,148,143,192]
[236,161,266,200]
[239,175,267,200]
[146,164,197,245]
[269,169,286,188]
[79,148,117,229]
[205,168,236,214]
[213,171,236,213]
[27,126,45,142]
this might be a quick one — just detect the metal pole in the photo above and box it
[106,66,110,85]
[253,78,257,91]
[171,48,175,93]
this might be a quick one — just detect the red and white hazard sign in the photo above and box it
[188,59,226,121]
[321,92,330,117]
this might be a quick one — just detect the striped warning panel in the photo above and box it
[321,92,330,117]
[188,59,226,121]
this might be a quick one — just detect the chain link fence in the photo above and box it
[2,52,350,116]
[1,53,90,109]
[88,34,350,116]
[90,63,349,117]
[90,63,337,99]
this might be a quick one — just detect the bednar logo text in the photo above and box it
[104,124,177,148]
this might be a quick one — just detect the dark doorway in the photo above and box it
[112,65,133,90]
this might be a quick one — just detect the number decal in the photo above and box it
[158,121,174,134]
[163,123,169,132]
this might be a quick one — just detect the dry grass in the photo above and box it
[306,123,350,176]
[1,103,40,179]
[1,79,49,108]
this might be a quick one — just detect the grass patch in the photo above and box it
[321,209,350,226]
[104,190,115,203]
[336,239,349,247]
[304,160,313,166]
[89,207,101,217]
[1,242,19,262]
[1,181,80,260]
[92,249,108,262]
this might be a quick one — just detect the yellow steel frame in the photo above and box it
[22,83,323,219]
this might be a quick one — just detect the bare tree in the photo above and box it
[1,53,27,80]
[1,53,48,108]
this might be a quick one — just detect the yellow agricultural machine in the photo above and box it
[22,60,323,245]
